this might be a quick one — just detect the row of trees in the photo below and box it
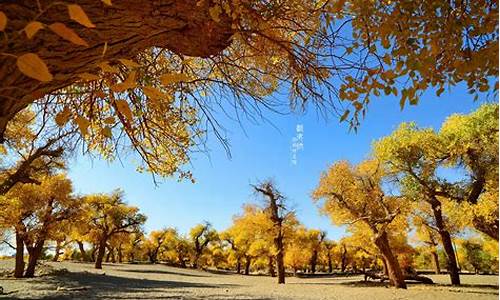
[313,103,498,288]
[0,103,497,288]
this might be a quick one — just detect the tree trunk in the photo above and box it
[90,245,97,262]
[117,245,123,263]
[310,250,318,274]
[275,232,285,284]
[14,231,25,278]
[327,253,333,273]
[431,202,460,285]
[77,240,87,261]
[0,0,234,142]
[25,241,45,277]
[105,248,111,263]
[373,231,406,289]
[244,256,251,275]
[53,241,61,262]
[110,247,116,263]
[236,258,241,274]
[381,257,388,276]
[268,256,276,277]
[95,238,107,269]
[472,216,499,241]
[341,245,347,273]
[431,250,440,274]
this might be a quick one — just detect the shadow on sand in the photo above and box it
[122,268,211,278]
[336,280,498,296]
[1,271,250,300]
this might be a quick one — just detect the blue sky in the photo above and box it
[68,84,488,241]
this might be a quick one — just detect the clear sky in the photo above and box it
[67,83,488,241]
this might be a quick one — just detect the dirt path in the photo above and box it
[0,260,497,299]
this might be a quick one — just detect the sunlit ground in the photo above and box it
[0,260,497,300]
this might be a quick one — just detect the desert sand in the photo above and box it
[0,260,497,299]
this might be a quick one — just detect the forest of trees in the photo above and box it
[0,104,497,289]
[0,0,497,291]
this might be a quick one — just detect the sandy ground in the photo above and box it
[0,260,497,299]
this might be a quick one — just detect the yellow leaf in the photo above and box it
[97,62,119,73]
[110,71,136,93]
[49,22,88,46]
[352,101,363,111]
[339,110,350,122]
[101,126,112,138]
[75,116,91,136]
[68,4,95,28]
[142,86,165,101]
[0,11,6,31]
[94,90,106,98]
[118,59,140,68]
[77,72,100,81]
[55,106,71,127]
[115,100,133,121]
[102,0,112,6]
[16,53,53,82]
[104,116,115,124]
[160,73,191,85]
[24,21,44,39]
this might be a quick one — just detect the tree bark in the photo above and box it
[244,256,251,275]
[25,241,45,277]
[94,237,107,269]
[0,0,234,141]
[14,231,25,278]
[275,232,285,284]
[327,252,333,273]
[236,258,241,274]
[76,240,87,261]
[431,250,440,274]
[53,241,61,262]
[310,249,318,274]
[341,245,347,273]
[117,245,123,263]
[373,231,406,289]
[472,216,499,241]
[431,202,460,285]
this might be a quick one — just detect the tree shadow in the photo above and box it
[1,271,242,299]
[122,268,210,278]
[337,280,499,296]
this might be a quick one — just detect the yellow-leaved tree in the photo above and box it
[0,174,79,278]
[0,0,496,181]
[313,160,409,289]
[81,190,146,269]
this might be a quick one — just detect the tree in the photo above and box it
[82,190,146,269]
[439,104,499,240]
[458,238,498,274]
[374,123,461,285]
[1,0,496,171]
[313,160,408,288]
[322,240,336,273]
[189,222,218,269]
[306,229,326,274]
[373,104,499,284]
[144,228,177,264]
[413,215,441,274]
[222,205,263,275]
[0,174,79,277]
[253,180,295,284]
